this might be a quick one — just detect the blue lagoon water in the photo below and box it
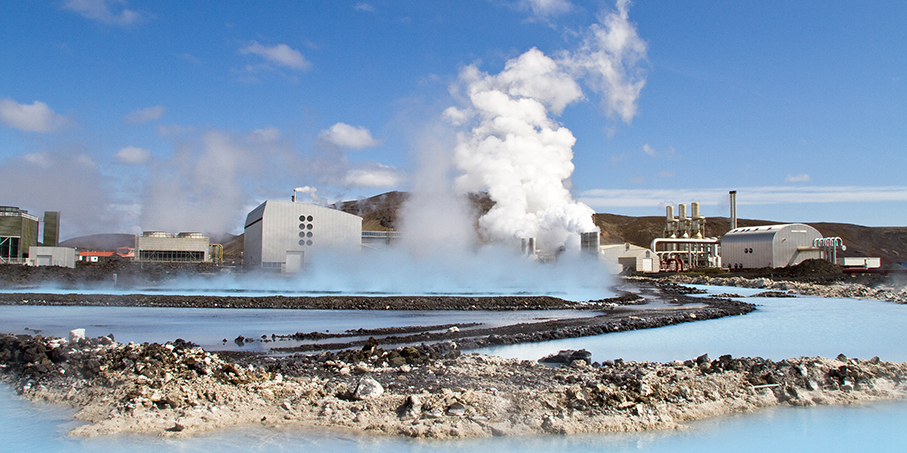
[2,285,907,451]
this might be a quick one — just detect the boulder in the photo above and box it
[539,349,592,366]
[68,329,86,343]
[353,377,384,400]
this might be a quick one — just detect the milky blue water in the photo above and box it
[2,285,907,451]
[0,306,591,352]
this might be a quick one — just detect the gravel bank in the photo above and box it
[3,333,905,439]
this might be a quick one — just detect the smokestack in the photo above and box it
[729,190,737,230]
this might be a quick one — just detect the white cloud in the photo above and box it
[124,106,165,124]
[516,0,574,19]
[355,3,375,12]
[75,154,97,168]
[239,41,311,71]
[567,0,648,123]
[62,0,144,26]
[250,126,281,142]
[642,143,656,156]
[319,122,381,149]
[658,170,675,178]
[116,146,151,164]
[0,99,70,133]
[579,186,907,209]
[23,152,53,168]
[785,173,811,182]
[344,164,405,187]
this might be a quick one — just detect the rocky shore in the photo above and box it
[3,332,906,439]
[655,274,907,304]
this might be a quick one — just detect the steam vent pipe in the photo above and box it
[729,190,737,230]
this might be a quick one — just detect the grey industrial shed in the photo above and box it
[720,223,822,270]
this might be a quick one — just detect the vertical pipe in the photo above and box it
[729,191,737,230]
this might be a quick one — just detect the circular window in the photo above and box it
[307,215,313,222]
[299,223,306,230]
[306,240,313,246]
[298,232,306,238]
[299,215,305,221]
[306,232,313,238]
[306,224,313,230]
[298,240,306,246]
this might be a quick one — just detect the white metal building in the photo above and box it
[720,224,822,270]
[243,200,362,272]
[28,246,76,268]
[135,232,211,263]
[600,243,659,273]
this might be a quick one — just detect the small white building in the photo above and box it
[838,257,881,270]
[243,200,362,272]
[600,243,659,273]
[720,223,822,270]
[135,232,211,263]
[28,246,76,268]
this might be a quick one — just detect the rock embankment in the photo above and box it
[656,275,907,304]
[3,333,906,439]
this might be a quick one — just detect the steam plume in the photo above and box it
[444,0,647,252]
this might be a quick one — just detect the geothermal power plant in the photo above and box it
[1,190,882,274]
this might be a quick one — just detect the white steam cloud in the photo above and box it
[444,0,647,252]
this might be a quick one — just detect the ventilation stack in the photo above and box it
[665,205,678,238]
[729,191,737,230]
[521,238,536,256]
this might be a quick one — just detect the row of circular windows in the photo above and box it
[298,231,313,238]
[299,239,313,246]
[299,223,313,230]
[299,215,314,222]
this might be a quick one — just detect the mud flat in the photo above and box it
[3,333,906,439]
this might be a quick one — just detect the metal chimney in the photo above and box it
[729,191,737,230]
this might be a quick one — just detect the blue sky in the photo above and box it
[1,1,905,240]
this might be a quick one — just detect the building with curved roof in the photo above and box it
[720,223,822,270]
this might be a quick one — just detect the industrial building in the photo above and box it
[600,243,659,273]
[720,224,823,270]
[135,231,211,263]
[0,206,39,264]
[650,203,721,272]
[243,200,362,272]
[28,246,76,268]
